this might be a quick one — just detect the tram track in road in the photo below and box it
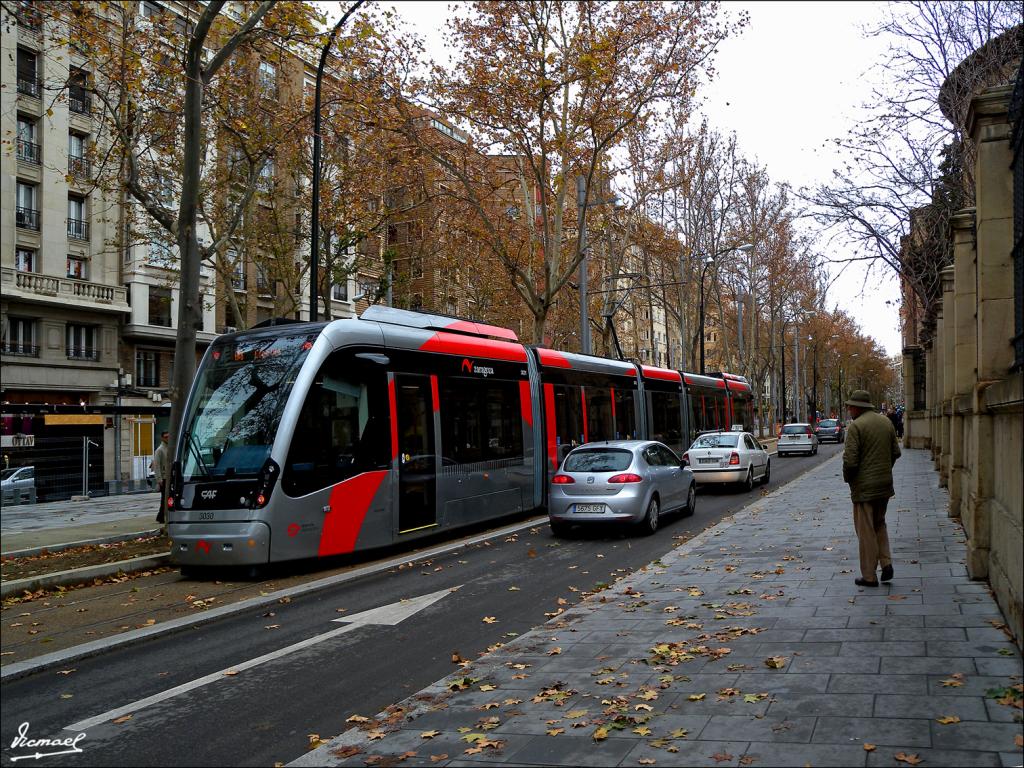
[0,445,841,768]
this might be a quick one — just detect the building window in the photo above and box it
[257,159,274,192]
[912,348,926,411]
[15,247,35,272]
[16,48,39,98]
[410,293,423,311]
[148,285,172,327]
[410,254,423,279]
[68,68,91,115]
[257,265,272,294]
[136,350,160,387]
[258,60,277,96]
[15,1,43,33]
[66,324,98,361]
[332,281,348,301]
[16,182,38,230]
[16,116,40,164]
[2,317,38,357]
[67,255,88,280]
[149,235,175,267]
[68,132,89,177]
[67,195,89,240]
[230,253,246,291]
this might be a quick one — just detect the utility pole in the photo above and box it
[576,176,590,355]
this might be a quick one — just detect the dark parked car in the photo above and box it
[815,418,845,443]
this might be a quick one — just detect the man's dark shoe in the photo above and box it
[855,578,879,587]
[881,564,894,582]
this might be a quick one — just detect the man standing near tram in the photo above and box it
[842,390,901,587]
[151,431,170,530]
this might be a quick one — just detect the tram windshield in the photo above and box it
[180,332,317,482]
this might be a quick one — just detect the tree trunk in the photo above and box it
[169,26,207,460]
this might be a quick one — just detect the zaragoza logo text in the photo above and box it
[461,359,494,377]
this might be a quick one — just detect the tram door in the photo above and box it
[395,374,437,532]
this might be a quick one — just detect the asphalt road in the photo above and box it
[0,443,843,767]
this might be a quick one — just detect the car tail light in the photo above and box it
[608,473,643,483]
[681,452,689,465]
[167,496,174,509]
[729,452,740,466]
[552,474,575,484]
[806,427,813,436]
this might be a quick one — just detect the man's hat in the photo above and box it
[845,389,874,409]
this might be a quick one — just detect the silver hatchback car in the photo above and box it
[778,423,819,456]
[548,441,696,537]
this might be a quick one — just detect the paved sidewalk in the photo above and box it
[296,449,1023,768]
[1,493,159,555]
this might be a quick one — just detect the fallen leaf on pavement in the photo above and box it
[546,728,564,736]
[639,760,656,765]
[593,726,609,741]
[346,715,371,724]
[479,684,497,692]
[482,616,497,624]
[863,743,876,751]
[112,715,132,724]
[429,756,447,763]
[711,752,733,763]
[420,731,440,739]
[894,753,923,765]
[366,730,385,741]
[56,669,76,676]
[936,715,960,724]
[688,693,706,701]
[764,656,788,669]
[1014,734,1022,748]
[223,670,238,677]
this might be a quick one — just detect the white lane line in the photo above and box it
[64,622,363,732]
[64,586,459,733]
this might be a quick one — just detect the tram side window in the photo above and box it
[283,355,390,497]
[614,389,637,439]
[552,384,584,461]
[439,377,524,465]
[584,387,614,442]
[649,390,684,454]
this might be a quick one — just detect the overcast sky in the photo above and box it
[327,1,905,356]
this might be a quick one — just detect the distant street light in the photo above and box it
[699,243,754,375]
[310,0,366,323]
[577,176,618,355]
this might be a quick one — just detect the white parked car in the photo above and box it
[683,432,769,491]
[777,423,819,456]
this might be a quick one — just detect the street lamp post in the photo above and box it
[576,176,618,355]
[699,243,753,375]
[310,0,365,323]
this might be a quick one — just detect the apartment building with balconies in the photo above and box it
[1,2,130,407]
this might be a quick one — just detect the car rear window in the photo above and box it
[818,420,837,427]
[691,434,739,448]
[782,425,811,434]
[564,449,633,472]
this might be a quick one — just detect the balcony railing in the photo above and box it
[68,155,90,178]
[16,139,41,165]
[17,76,40,98]
[67,218,90,240]
[69,88,92,116]
[16,207,40,231]
[2,268,129,311]
[16,3,42,33]
[66,347,100,361]
[1,341,40,357]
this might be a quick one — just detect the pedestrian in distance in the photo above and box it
[842,390,901,587]
[151,431,170,528]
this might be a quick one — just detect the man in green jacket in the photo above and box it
[843,390,901,587]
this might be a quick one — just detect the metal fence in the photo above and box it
[2,404,169,506]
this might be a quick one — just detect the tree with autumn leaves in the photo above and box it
[392,0,744,343]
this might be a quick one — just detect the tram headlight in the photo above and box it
[251,458,279,509]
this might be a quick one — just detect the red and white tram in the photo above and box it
[168,306,755,567]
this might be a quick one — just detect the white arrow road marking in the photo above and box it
[64,586,460,733]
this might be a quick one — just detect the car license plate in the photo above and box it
[698,457,718,464]
[575,503,605,514]
[788,436,800,440]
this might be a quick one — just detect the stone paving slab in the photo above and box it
[292,450,1023,768]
